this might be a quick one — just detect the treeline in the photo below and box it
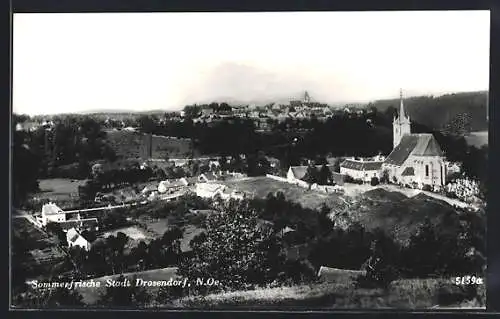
[369,91,488,132]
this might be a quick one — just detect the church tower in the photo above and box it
[393,89,411,148]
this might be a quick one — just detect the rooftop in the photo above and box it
[384,134,443,166]
[340,159,383,171]
[42,203,64,215]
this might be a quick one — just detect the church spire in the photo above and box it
[399,88,406,119]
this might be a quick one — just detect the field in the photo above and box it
[220,177,344,210]
[102,226,150,241]
[105,130,197,159]
[34,178,87,202]
[174,276,485,309]
[75,267,179,305]
[465,131,488,148]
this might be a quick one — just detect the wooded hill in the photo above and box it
[367,91,488,132]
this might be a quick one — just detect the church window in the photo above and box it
[425,165,429,177]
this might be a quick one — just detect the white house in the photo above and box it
[158,178,188,193]
[198,172,218,183]
[340,159,383,182]
[195,183,226,199]
[40,202,66,226]
[66,228,92,251]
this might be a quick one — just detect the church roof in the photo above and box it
[411,134,444,156]
[401,167,415,176]
[385,134,443,166]
[340,160,383,171]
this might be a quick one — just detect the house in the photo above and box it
[141,182,159,195]
[15,121,39,132]
[198,172,218,183]
[287,165,345,186]
[195,183,226,199]
[380,89,446,189]
[229,190,245,201]
[158,178,189,193]
[66,228,92,251]
[40,202,66,226]
[58,218,99,232]
[339,159,384,182]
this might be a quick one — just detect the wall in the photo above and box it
[266,174,289,183]
[340,167,379,182]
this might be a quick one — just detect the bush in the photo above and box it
[370,177,379,186]
[422,184,432,191]
[436,283,472,306]
[344,175,354,183]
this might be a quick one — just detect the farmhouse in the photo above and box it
[158,178,189,193]
[40,202,66,226]
[380,89,446,189]
[198,172,218,183]
[287,165,345,186]
[195,183,226,199]
[339,159,383,182]
[66,228,92,251]
[58,218,99,232]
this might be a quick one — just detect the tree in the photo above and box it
[46,222,66,245]
[104,232,129,274]
[380,169,390,183]
[15,286,85,308]
[318,164,333,185]
[12,140,40,206]
[177,201,286,293]
[302,165,319,185]
[183,105,202,119]
[138,115,157,133]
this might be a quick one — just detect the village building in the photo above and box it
[158,178,189,194]
[58,218,99,232]
[40,202,66,226]
[195,183,226,199]
[339,159,384,182]
[198,172,219,183]
[380,89,446,189]
[287,165,345,186]
[66,228,92,251]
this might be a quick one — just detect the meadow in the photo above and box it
[172,276,485,309]
[220,176,344,210]
[74,267,179,305]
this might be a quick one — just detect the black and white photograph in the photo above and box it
[11,11,489,309]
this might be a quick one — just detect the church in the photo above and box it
[380,90,447,189]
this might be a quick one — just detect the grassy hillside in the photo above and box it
[171,276,485,309]
[370,91,488,132]
[75,267,179,305]
[331,188,466,245]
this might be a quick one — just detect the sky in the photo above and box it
[13,11,490,115]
